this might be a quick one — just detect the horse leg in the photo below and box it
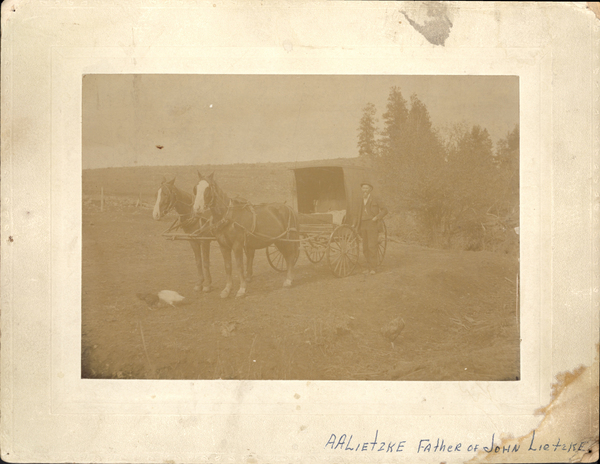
[281,234,299,288]
[234,243,247,298]
[245,247,255,282]
[201,240,212,292]
[219,244,233,299]
[190,241,205,292]
[275,242,293,288]
[283,247,294,287]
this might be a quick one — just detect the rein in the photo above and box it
[203,181,232,225]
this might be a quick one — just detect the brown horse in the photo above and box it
[192,172,299,298]
[153,177,212,293]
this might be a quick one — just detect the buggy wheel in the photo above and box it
[266,243,299,272]
[266,244,287,272]
[378,220,387,265]
[305,244,325,263]
[327,225,359,277]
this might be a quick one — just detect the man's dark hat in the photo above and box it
[361,181,373,189]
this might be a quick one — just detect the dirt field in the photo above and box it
[82,172,520,381]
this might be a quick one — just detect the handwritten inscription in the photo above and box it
[324,431,405,452]
[324,430,589,455]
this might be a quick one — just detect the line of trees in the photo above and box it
[357,87,519,253]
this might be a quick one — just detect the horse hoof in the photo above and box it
[283,279,292,288]
[236,289,247,298]
[202,286,211,293]
[220,290,230,299]
[194,285,201,292]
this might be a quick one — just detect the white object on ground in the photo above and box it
[158,290,186,306]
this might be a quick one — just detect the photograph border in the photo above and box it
[2,2,598,463]
[58,45,541,413]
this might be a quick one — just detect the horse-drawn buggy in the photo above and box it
[155,163,386,297]
[265,164,387,277]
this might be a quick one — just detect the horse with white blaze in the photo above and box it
[153,177,213,293]
[193,171,299,298]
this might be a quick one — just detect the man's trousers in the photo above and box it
[360,219,379,271]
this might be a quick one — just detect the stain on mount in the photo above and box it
[402,3,453,46]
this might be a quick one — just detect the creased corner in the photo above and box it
[1,0,20,15]
[1,0,20,28]
[587,2,600,21]
[573,440,599,463]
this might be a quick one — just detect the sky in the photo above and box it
[82,74,519,169]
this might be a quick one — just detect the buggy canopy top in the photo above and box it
[292,165,375,226]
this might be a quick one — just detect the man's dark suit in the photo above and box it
[355,194,388,271]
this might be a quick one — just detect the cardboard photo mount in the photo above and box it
[1,2,599,463]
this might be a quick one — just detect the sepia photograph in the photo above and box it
[82,74,520,381]
[3,2,598,462]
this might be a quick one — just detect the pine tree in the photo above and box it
[405,94,444,173]
[380,87,409,165]
[447,125,495,202]
[357,102,379,160]
[354,86,513,252]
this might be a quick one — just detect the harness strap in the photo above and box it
[232,221,291,242]
[286,206,293,238]
[211,216,230,234]
[160,184,194,217]
[165,217,181,233]
[250,204,257,234]
[208,183,299,244]
[190,217,213,236]
[230,205,299,243]
[209,199,233,235]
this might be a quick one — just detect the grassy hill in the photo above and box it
[82,158,373,206]
[82,159,518,252]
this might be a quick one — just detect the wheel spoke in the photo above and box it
[330,252,343,267]
[327,226,360,277]
[306,245,325,264]
[336,255,344,276]
[346,255,354,272]
[267,245,288,272]
[340,255,347,276]
[334,255,344,274]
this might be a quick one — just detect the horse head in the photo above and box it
[152,177,176,220]
[193,171,215,216]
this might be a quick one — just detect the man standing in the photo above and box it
[356,181,388,274]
